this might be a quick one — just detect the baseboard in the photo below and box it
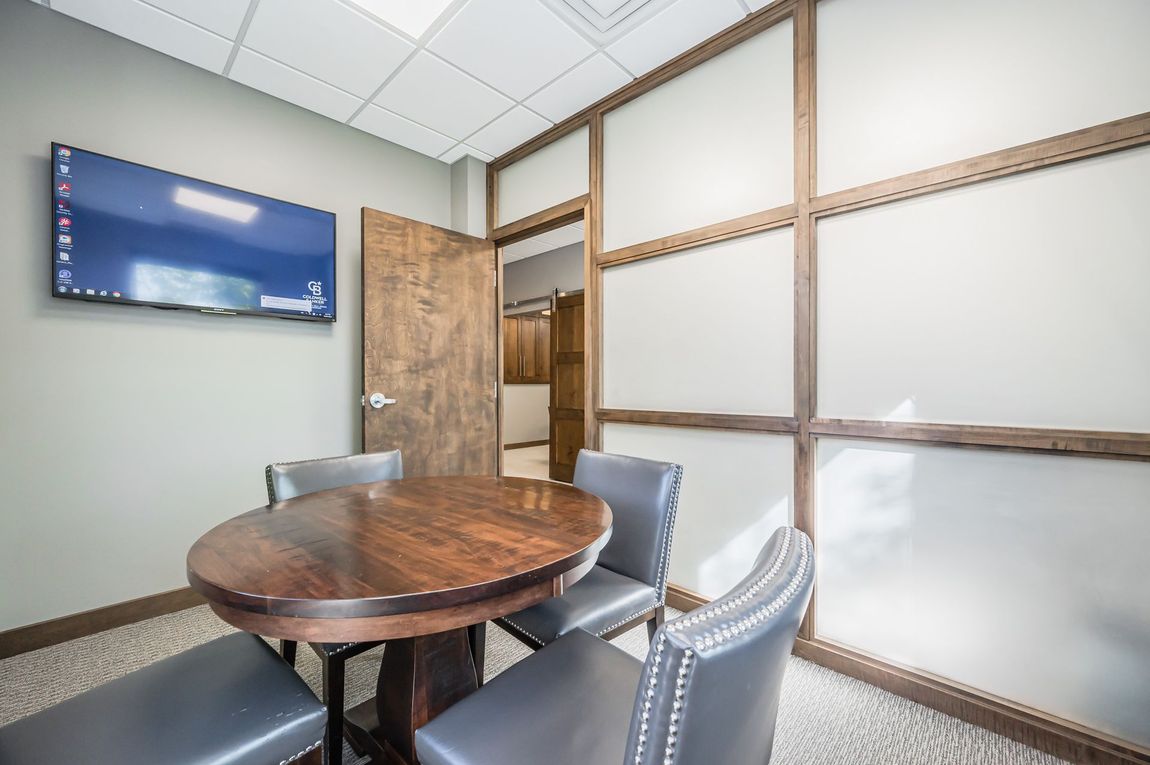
[666,583,709,612]
[504,439,548,450]
[0,586,205,660]
[794,637,1150,765]
[661,585,1145,763]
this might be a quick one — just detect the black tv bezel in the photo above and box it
[49,141,337,323]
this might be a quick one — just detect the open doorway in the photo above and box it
[499,220,584,482]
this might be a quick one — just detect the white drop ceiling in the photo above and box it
[32,0,761,164]
[502,221,584,263]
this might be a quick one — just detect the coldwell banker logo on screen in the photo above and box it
[308,281,323,296]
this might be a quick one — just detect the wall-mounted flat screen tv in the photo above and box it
[51,143,336,322]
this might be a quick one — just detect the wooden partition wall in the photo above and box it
[488,1,1150,762]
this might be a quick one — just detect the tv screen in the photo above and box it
[51,143,336,322]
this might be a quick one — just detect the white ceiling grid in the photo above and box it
[34,0,758,164]
[502,221,585,262]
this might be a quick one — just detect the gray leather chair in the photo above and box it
[415,526,814,765]
[482,449,682,680]
[265,449,402,764]
[0,632,326,764]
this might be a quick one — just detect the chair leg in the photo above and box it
[280,639,297,667]
[321,653,345,765]
[468,622,487,687]
[647,606,665,643]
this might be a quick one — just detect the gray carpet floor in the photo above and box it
[0,605,1066,764]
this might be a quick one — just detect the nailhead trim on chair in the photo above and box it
[633,632,667,765]
[666,528,797,643]
[596,601,660,638]
[662,650,694,765]
[265,464,278,503]
[653,465,684,601]
[499,616,546,647]
[280,738,322,765]
[505,463,682,651]
[688,538,809,654]
[635,528,811,765]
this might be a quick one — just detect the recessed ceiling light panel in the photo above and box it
[344,0,456,39]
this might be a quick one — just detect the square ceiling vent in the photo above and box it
[543,0,676,44]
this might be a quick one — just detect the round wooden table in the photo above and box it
[186,476,612,765]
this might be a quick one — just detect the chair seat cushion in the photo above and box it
[415,628,641,765]
[498,564,658,646]
[0,632,326,765]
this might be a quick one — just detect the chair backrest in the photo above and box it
[572,449,682,598]
[623,526,814,765]
[265,450,403,503]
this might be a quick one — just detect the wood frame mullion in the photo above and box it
[596,205,796,267]
[597,409,798,434]
[488,0,798,174]
[813,111,1150,218]
[810,419,1150,461]
[586,112,604,451]
[486,1,1150,761]
[792,0,816,642]
[491,194,588,246]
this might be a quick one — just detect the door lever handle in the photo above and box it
[369,393,397,409]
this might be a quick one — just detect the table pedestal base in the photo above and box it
[344,628,478,765]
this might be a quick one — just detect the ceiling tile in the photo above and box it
[438,144,494,164]
[51,0,233,71]
[351,104,457,157]
[525,53,632,122]
[606,0,744,76]
[502,238,554,262]
[429,0,595,101]
[467,106,551,157]
[144,0,250,38]
[536,222,584,248]
[243,0,414,98]
[375,52,511,140]
[229,49,362,122]
[344,0,457,40]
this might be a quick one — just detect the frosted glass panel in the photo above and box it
[817,0,1150,193]
[816,439,1150,747]
[818,147,1150,432]
[602,423,793,599]
[602,20,793,251]
[603,228,793,415]
[497,126,588,225]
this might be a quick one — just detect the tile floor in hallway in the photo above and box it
[502,444,551,481]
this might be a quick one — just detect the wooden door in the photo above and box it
[549,293,585,482]
[519,316,538,382]
[535,317,551,381]
[362,208,497,476]
[503,316,520,382]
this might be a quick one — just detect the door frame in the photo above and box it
[491,200,590,476]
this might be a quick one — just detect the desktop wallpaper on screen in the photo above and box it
[51,143,336,321]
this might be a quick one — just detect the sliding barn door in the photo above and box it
[549,292,585,482]
[362,208,498,476]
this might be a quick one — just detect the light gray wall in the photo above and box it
[0,0,451,631]
[503,242,584,313]
[503,385,549,444]
[450,155,487,237]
